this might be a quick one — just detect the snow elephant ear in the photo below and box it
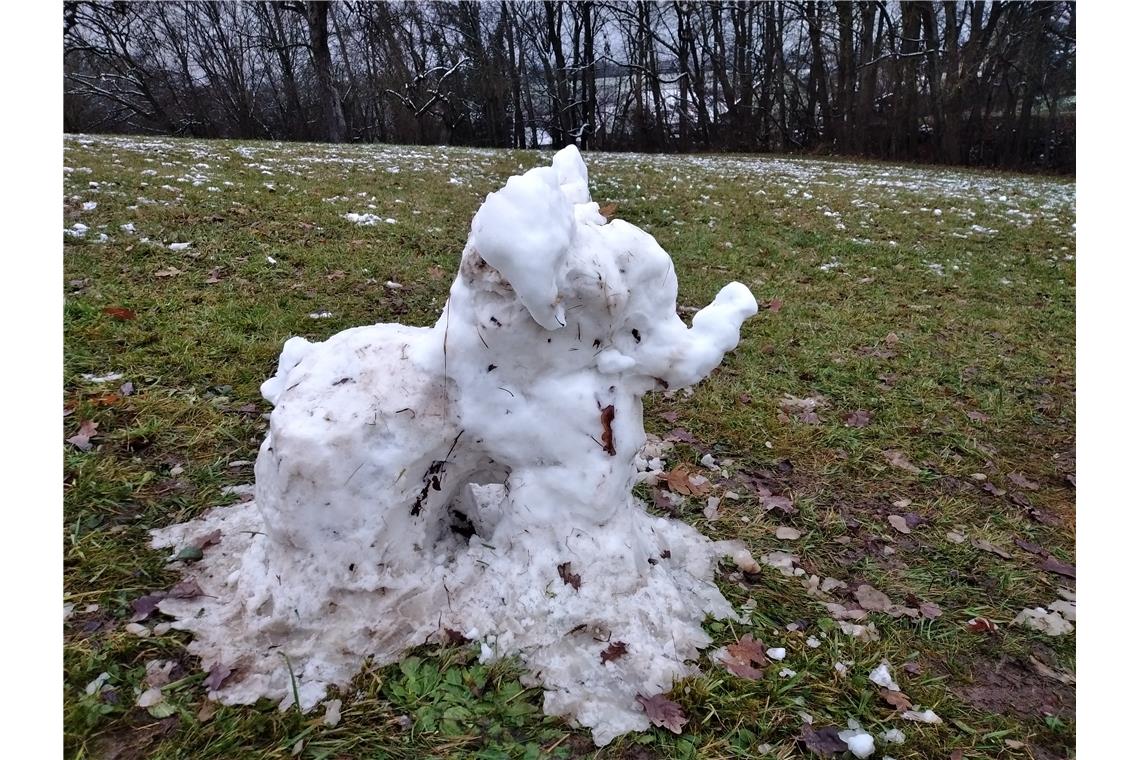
[469,161,575,330]
[552,144,591,204]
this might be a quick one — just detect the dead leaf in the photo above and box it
[761,494,795,513]
[1028,655,1075,685]
[765,297,783,313]
[722,634,768,679]
[880,688,913,711]
[980,482,1007,497]
[442,628,471,646]
[843,410,872,428]
[193,529,223,550]
[67,420,99,450]
[599,404,616,456]
[965,410,989,423]
[154,267,182,278]
[197,700,218,722]
[1014,537,1046,556]
[797,724,849,756]
[427,265,447,280]
[854,584,893,612]
[168,579,204,599]
[1040,555,1076,579]
[972,538,1012,559]
[636,693,687,734]
[204,663,232,691]
[598,202,618,220]
[918,601,943,619]
[130,593,166,622]
[883,449,921,473]
[600,641,628,664]
[102,306,136,320]
[664,464,709,496]
[775,526,801,540]
[663,427,697,444]
[1007,472,1039,490]
[557,562,581,590]
[965,616,998,634]
[887,515,910,534]
[205,268,224,284]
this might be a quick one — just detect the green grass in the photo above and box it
[63,135,1074,759]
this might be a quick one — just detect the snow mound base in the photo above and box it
[150,145,758,746]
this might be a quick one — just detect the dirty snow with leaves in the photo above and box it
[148,146,758,746]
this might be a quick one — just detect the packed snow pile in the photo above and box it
[151,146,758,746]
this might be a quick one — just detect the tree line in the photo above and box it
[64,1,1075,172]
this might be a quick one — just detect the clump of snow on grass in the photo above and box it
[169,242,191,251]
[344,212,382,225]
[870,661,901,691]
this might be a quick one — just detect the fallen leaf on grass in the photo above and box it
[972,538,1012,559]
[945,530,966,544]
[1014,537,1046,556]
[557,562,581,590]
[918,601,943,619]
[153,267,182,278]
[1029,655,1075,685]
[965,410,989,423]
[854,584,893,612]
[764,297,783,313]
[883,449,921,474]
[663,427,697,444]
[887,515,910,534]
[798,724,849,756]
[880,688,913,711]
[598,203,618,220]
[1040,556,1076,579]
[635,693,686,734]
[600,641,628,664]
[980,481,1007,497]
[965,617,998,634]
[721,634,768,679]
[66,420,99,450]
[775,526,801,540]
[1007,472,1039,490]
[204,663,233,691]
[102,306,136,320]
[843,410,872,428]
[664,464,710,496]
[760,494,795,514]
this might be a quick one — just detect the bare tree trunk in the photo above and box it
[306,1,347,142]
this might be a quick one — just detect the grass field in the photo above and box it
[63,134,1075,759]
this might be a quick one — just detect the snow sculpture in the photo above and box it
[152,146,758,745]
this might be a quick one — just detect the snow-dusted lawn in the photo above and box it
[64,135,1074,759]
